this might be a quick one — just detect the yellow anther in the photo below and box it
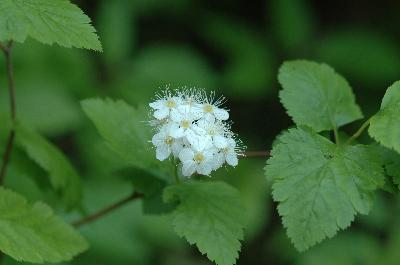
[194,152,205,162]
[166,100,176,108]
[203,104,213,113]
[164,136,174,145]
[181,120,190,129]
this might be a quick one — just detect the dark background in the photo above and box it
[2,0,400,264]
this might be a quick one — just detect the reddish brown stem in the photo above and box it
[0,41,15,185]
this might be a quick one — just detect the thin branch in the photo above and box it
[243,151,270,158]
[0,41,15,185]
[346,117,372,145]
[72,192,143,228]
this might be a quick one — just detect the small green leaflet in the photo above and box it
[265,127,384,251]
[15,124,82,210]
[164,181,246,265]
[0,0,101,51]
[0,188,88,263]
[369,81,400,154]
[278,60,363,132]
[81,98,168,176]
[378,145,400,189]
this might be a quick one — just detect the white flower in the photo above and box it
[149,92,182,120]
[152,124,184,161]
[198,91,229,121]
[179,136,214,176]
[197,119,228,149]
[148,87,245,177]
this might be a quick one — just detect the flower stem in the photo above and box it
[346,117,372,145]
[333,126,340,145]
[0,41,15,185]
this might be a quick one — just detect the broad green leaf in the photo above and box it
[15,124,82,210]
[81,98,168,177]
[0,188,88,263]
[265,127,384,251]
[164,181,246,265]
[81,98,151,167]
[278,60,363,132]
[377,145,400,189]
[369,81,400,153]
[0,0,101,50]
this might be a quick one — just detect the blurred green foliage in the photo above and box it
[1,0,400,264]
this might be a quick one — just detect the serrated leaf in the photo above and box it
[15,124,82,210]
[377,145,400,189]
[164,181,246,265]
[0,187,88,263]
[278,60,363,132]
[0,0,101,50]
[369,81,400,153]
[81,98,168,176]
[265,127,384,251]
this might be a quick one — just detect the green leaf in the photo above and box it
[377,145,400,188]
[81,98,158,171]
[0,0,101,51]
[15,124,82,210]
[164,181,246,265]
[265,127,384,251]
[278,60,363,132]
[369,81,400,153]
[0,187,88,263]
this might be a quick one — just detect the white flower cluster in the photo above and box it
[149,88,244,177]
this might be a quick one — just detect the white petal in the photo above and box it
[179,148,194,162]
[226,151,238,166]
[191,106,203,120]
[156,145,171,161]
[213,108,229,120]
[149,99,165,110]
[213,135,228,149]
[182,161,196,176]
[197,162,212,176]
[212,153,225,170]
[154,108,169,120]
[170,127,184,138]
[151,132,165,146]
[170,108,183,122]
[172,141,183,157]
